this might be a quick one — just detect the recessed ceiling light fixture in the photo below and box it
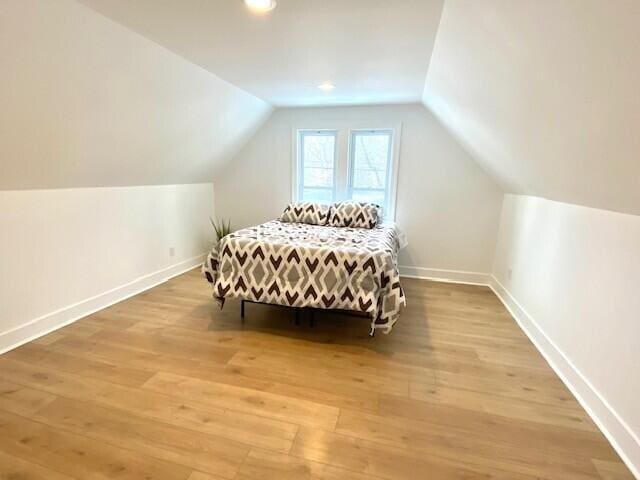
[317,82,336,92]
[244,0,277,13]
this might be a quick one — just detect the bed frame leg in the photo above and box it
[240,300,245,322]
[309,309,314,328]
[294,308,300,326]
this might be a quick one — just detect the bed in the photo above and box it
[201,218,405,335]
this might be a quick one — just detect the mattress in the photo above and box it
[202,220,405,333]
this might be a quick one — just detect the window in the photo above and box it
[348,129,394,217]
[294,126,399,219]
[296,130,337,203]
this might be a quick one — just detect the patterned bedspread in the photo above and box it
[202,220,405,334]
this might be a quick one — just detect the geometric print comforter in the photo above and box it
[202,220,405,334]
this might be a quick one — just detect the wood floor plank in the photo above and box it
[187,471,228,480]
[33,397,249,479]
[4,342,154,388]
[127,314,481,367]
[0,357,298,454]
[290,426,542,480]
[409,381,596,431]
[0,449,76,480]
[228,349,409,397]
[235,448,380,480]
[335,408,603,479]
[48,334,273,391]
[0,379,58,417]
[83,312,142,330]
[49,334,221,377]
[56,329,380,413]
[51,331,381,413]
[408,364,574,406]
[261,371,381,412]
[0,409,192,480]
[30,330,67,346]
[0,356,105,401]
[0,271,632,479]
[142,371,340,430]
[88,329,236,365]
[591,459,636,480]
[376,393,619,461]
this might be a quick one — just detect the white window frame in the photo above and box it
[347,128,399,220]
[292,124,401,220]
[292,129,338,204]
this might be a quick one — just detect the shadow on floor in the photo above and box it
[200,290,432,358]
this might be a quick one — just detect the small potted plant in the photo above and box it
[210,217,232,245]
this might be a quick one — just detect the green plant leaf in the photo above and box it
[210,216,232,242]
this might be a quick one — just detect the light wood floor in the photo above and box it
[0,269,633,480]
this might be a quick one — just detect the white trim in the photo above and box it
[0,254,206,355]
[346,125,402,220]
[388,123,402,222]
[488,275,640,479]
[290,125,298,201]
[399,265,491,286]
[290,123,402,220]
[292,128,339,203]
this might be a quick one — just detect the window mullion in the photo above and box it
[334,128,349,201]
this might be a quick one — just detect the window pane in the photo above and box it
[303,187,334,203]
[303,167,333,188]
[299,131,336,202]
[351,189,386,208]
[303,135,335,168]
[353,169,385,189]
[351,133,391,190]
[348,130,394,217]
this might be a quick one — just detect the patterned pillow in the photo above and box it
[329,202,380,229]
[280,202,331,225]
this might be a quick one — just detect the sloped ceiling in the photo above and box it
[78,0,444,107]
[423,0,640,215]
[0,0,272,190]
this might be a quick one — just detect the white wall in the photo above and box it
[0,0,250,350]
[215,104,504,279]
[0,0,272,190]
[0,184,214,352]
[424,0,640,215]
[492,194,640,476]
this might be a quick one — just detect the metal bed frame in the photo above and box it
[239,299,376,336]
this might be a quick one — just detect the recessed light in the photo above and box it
[244,0,277,13]
[318,82,336,92]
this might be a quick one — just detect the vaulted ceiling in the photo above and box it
[78,0,444,107]
[424,0,640,215]
[1,0,271,190]
[68,0,640,215]
[12,0,640,214]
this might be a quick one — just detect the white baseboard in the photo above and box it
[489,275,640,479]
[0,254,205,355]
[399,265,491,286]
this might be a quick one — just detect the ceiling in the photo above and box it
[79,0,444,107]
[77,0,640,215]
[424,0,640,215]
[1,0,271,190]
